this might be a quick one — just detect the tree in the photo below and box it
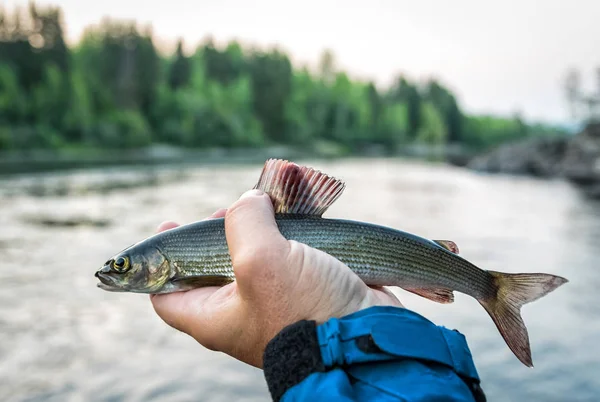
[201,39,246,86]
[390,76,422,139]
[0,5,69,94]
[168,39,191,90]
[135,27,160,123]
[0,65,28,124]
[28,4,70,74]
[381,102,409,145]
[63,68,94,142]
[318,49,336,84]
[0,3,569,153]
[425,79,463,143]
[564,69,581,121]
[367,82,383,134]
[248,49,292,143]
[417,102,446,144]
[563,68,600,124]
[406,85,422,139]
[32,64,68,130]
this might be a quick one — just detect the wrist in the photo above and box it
[263,320,325,402]
[263,306,484,402]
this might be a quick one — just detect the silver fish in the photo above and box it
[96,159,568,367]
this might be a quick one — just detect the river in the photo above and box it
[0,158,596,401]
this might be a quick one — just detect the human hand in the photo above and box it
[150,189,402,368]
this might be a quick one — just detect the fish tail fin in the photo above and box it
[479,271,568,367]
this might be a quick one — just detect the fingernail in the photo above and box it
[239,189,264,199]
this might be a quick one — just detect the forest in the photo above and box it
[0,4,567,155]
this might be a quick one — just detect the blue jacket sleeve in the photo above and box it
[262,306,485,402]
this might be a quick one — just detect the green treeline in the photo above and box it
[0,4,565,153]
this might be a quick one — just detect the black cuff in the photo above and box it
[263,320,326,402]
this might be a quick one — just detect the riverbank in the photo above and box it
[467,122,600,197]
[0,142,475,176]
[0,145,303,175]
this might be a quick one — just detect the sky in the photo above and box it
[5,0,600,124]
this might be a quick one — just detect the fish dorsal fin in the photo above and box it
[433,240,459,254]
[254,159,345,216]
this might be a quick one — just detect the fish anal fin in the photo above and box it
[404,287,455,304]
[254,159,345,216]
[433,240,460,254]
[480,271,568,367]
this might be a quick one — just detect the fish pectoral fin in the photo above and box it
[253,159,345,216]
[403,287,455,304]
[170,275,234,290]
[433,240,460,254]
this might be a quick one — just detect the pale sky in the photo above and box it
[5,0,600,124]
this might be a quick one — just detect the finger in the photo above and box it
[150,284,240,351]
[368,286,404,308]
[157,221,179,233]
[224,189,289,293]
[157,209,226,234]
[210,208,227,219]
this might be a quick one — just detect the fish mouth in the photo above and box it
[95,268,125,291]
[96,282,127,292]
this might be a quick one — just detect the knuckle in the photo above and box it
[231,247,260,273]
[232,241,290,284]
[228,192,268,214]
[232,243,275,273]
[286,240,305,265]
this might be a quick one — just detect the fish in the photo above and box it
[96,158,568,367]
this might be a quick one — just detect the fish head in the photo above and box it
[95,244,172,293]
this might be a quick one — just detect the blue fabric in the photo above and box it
[282,306,480,402]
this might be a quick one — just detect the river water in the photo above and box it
[0,158,596,401]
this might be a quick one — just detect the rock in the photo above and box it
[466,122,600,198]
[467,136,569,177]
[580,183,600,198]
[22,214,111,228]
[560,123,600,185]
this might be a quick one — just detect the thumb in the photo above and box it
[150,285,240,352]
[224,189,290,295]
[150,288,217,336]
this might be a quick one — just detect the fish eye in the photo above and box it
[113,256,130,273]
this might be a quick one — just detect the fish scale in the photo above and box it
[145,215,495,300]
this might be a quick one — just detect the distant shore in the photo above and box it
[467,122,600,198]
[0,143,475,176]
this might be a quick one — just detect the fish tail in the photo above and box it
[479,271,568,367]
